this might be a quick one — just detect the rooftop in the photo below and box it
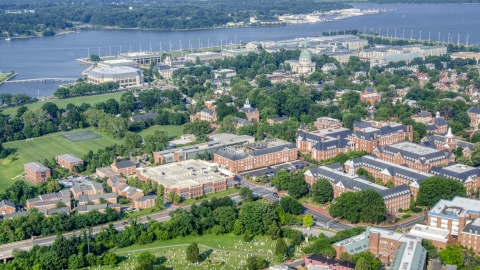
[387,142,443,155]
[138,160,231,189]
[389,240,427,270]
[429,197,480,218]
[57,154,83,163]
[24,162,49,172]
[215,139,296,161]
[408,224,450,242]
[89,66,141,78]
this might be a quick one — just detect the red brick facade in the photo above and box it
[56,154,83,172]
[24,162,51,185]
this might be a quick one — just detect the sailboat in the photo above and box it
[5,32,11,41]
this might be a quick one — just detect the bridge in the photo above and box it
[4,78,78,83]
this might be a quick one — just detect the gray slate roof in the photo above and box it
[235,117,252,126]
[131,113,158,122]
[468,107,480,114]
[134,195,157,202]
[78,193,117,203]
[201,108,215,115]
[0,199,15,209]
[429,163,480,184]
[115,160,136,169]
[270,116,289,122]
[77,204,120,212]
[39,207,70,216]
[375,142,452,165]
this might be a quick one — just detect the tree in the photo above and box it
[280,196,302,215]
[137,251,156,269]
[243,230,250,242]
[239,187,254,202]
[239,201,277,235]
[157,184,164,196]
[423,239,438,260]
[233,220,245,235]
[51,234,76,260]
[213,206,237,232]
[439,244,464,268]
[311,179,333,204]
[353,252,382,270]
[124,132,143,149]
[287,174,309,199]
[90,54,101,62]
[103,253,118,266]
[274,238,288,256]
[68,254,85,269]
[329,190,386,223]
[267,222,281,240]
[355,257,369,270]
[303,214,314,227]
[417,177,467,207]
[186,242,200,263]
[155,195,164,209]
[245,256,267,270]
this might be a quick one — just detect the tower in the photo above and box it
[244,97,251,109]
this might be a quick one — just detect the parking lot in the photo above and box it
[239,160,313,180]
[58,176,95,188]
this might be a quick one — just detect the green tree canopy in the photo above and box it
[311,179,334,204]
[417,177,466,207]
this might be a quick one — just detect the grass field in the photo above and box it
[0,125,184,192]
[0,92,124,118]
[0,73,10,81]
[101,234,287,270]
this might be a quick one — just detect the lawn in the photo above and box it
[101,234,287,270]
[0,125,184,192]
[0,129,120,192]
[136,125,184,140]
[0,92,124,118]
[0,73,10,81]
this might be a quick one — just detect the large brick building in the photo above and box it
[78,193,118,205]
[467,106,480,130]
[111,160,136,177]
[429,163,480,196]
[373,141,455,173]
[133,195,157,209]
[304,164,411,214]
[24,162,51,184]
[137,160,235,200]
[424,112,449,135]
[190,108,217,123]
[349,120,414,153]
[410,197,480,252]
[214,139,297,173]
[421,128,474,158]
[313,117,342,130]
[333,227,422,264]
[56,154,84,172]
[296,128,354,161]
[70,182,104,200]
[0,200,16,216]
[238,98,259,122]
[26,190,71,210]
[360,87,380,105]
[344,155,432,199]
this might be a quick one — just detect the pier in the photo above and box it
[4,78,77,84]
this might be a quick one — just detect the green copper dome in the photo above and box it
[299,50,311,60]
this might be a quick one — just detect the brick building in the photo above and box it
[214,139,297,173]
[137,160,235,200]
[153,134,254,164]
[344,155,432,199]
[190,108,217,123]
[332,227,422,264]
[107,176,127,193]
[421,128,474,158]
[267,116,289,125]
[429,163,480,197]
[424,112,449,135]
[24,162,51,184]
[56,154,84,172]
[70,182,104,200]
[0,200,16,216]
[77,204,121,214]
[78,193,118,205]
[349,120,414,153]
[389,241,427,270]
[111,160,136,176]
[313,117,342,130]
[304,254,355,270]
[360,87,380,105]
[373,142,455,173]
[26,190,71,210]
[467,106,480,130]
[133,195,157,209]
[238,98,259,122]
[296,129,354,161]
[304,164,411,214]
[117,185,144,200]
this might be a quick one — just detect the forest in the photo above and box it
[0,0,350,37]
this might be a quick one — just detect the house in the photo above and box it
[118,185,144,200]
[190,108,218,123]
[70,182,104,200]
[107,176,127,193]
[133,195,157,209]
[96,166,117,178]
[39,207,70,217]
[56,154,83,172]
[296,128,354,161]
[24,162,51,184]
[129,113,159,123]
[267,116,289,125]
[0,199,16,216]
[78,193,118,205]
[424,112,449,134]
[111,160,136,176]
[314,117,342,129]
[234,117,252,129]
[467,106,480,129]
[360,87,380,105]
[421,129,474,158]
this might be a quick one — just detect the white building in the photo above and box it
[285,50,316,74]
[88,66,143,88]
[212,69,237,78]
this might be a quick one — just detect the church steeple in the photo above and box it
[244,97,251,108]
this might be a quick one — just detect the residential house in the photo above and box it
[133,195,157,209]
[238,98,259,122]
[0,200,16,216]
[70,182,104,200]
[111,160,136,177]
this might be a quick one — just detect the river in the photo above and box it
[0,3,478,97]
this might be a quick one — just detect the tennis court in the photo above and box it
[61,130,102,142]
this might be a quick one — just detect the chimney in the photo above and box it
[321,138,325,142]
[337,135,340,140]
